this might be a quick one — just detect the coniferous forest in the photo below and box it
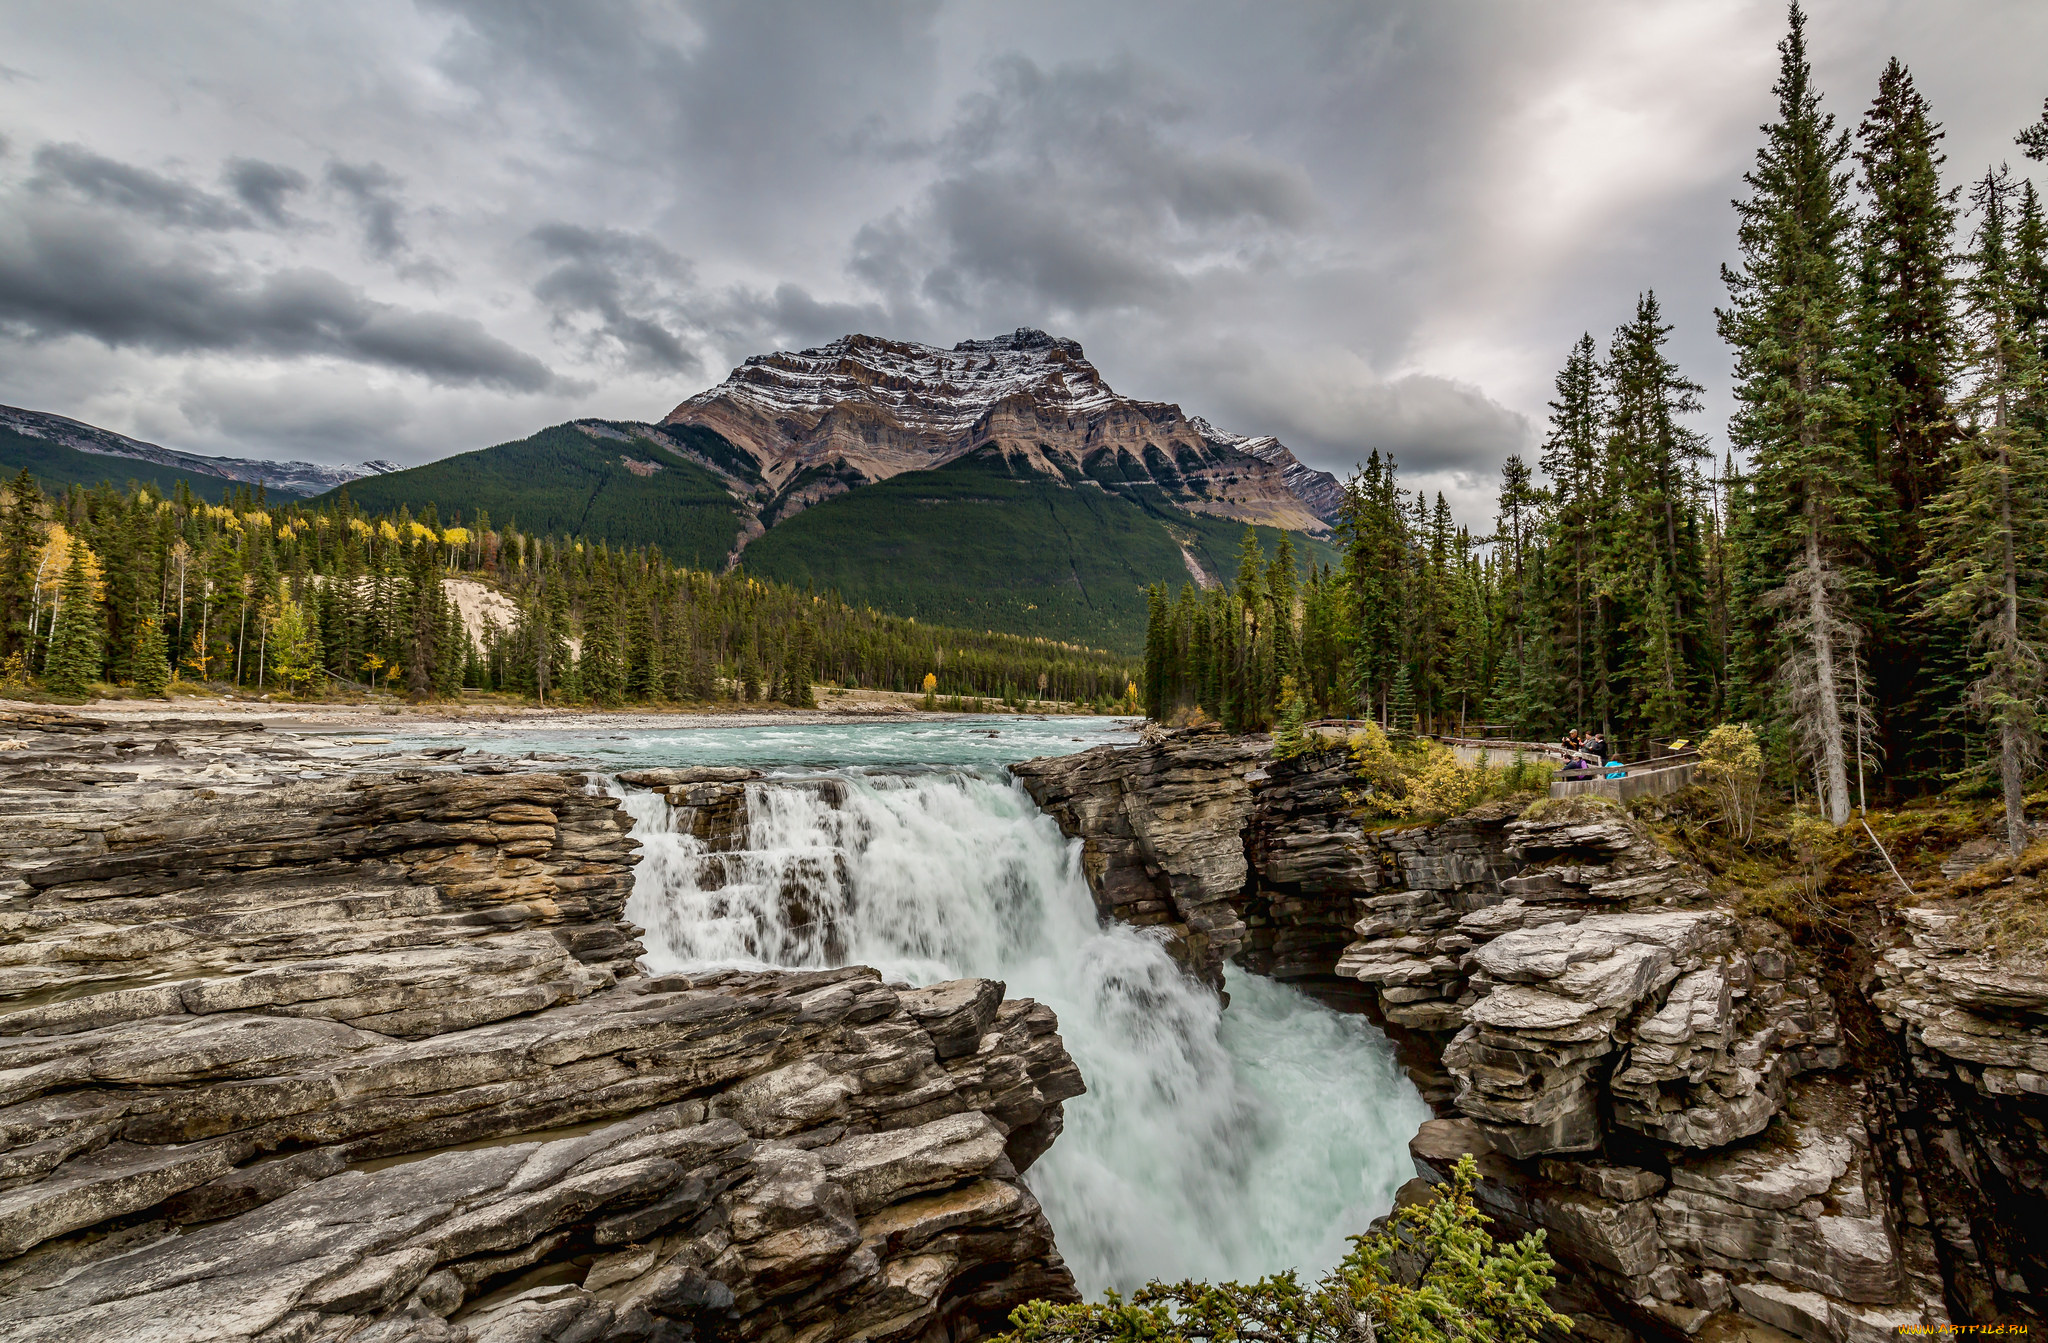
[1146,8,2048,826]
[0,473,1139,714]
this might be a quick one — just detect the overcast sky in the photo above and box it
[1,1,2042,523]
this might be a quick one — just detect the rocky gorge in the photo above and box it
[0,708,1082,1342]
[1012,725,2041,1340]
[5,703,2033,1343]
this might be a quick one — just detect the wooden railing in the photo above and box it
[1553,747,1700,782]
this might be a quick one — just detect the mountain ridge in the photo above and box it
[664,328,1342,545]
[0,404,397,498]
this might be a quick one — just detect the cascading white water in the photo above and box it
[621,768,1430,1295]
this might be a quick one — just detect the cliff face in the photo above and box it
[0,711,1082,1342]
[1873,904,2048,1320]
[1012,732,1263,990]
[1016,729,1957,1341]
[664,328,1339,535]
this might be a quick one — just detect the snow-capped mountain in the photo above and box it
[664,328,1342,535]
[0,405,398,498]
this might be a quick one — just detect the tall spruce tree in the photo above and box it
[1143,583,1170,719]
[1853,57,1962,785]
[1231,529,1267,731]
[1341,453,1405,725]
[1923,168,2048,856]
[1538,334,1605,730]
[1602,291,1710,751]
[0,471,41,664]
[43,535,103,696]
[1718,2,1873,825]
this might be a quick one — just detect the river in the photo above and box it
[371,715,1429,1297]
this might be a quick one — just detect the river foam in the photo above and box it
[620,764,1428,1296]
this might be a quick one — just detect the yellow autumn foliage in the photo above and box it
[1345,725,1548,821]
[32,524,105,601]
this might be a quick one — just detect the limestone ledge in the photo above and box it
[0,710,1085,1342]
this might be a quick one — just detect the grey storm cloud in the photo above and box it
[529,223,698,373]
[225,158,308,226]
[30,143,251,230]
[0,201,558,392]
[0,0,2044,484]
[850,55,1317,320]
[324,160,410,259]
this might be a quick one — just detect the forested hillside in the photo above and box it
[0,471,1138,711]
[1149,15,2048,845]
[321,422,749,572]
[0,426,236,503]
[741,448,1330,652]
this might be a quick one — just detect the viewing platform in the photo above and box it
[1305,721,1701,802]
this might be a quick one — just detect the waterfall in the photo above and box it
[620,768,1430,1296]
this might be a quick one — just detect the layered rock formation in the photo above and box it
[1016,728,1953,1341]
[663,328,1339,534]
[0,710,1083,1341]
[1011,730,1262,989]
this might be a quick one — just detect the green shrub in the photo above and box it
[998,1154,1570,1343]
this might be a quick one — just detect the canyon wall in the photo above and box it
[0,710,1081,1342]
[1017,726,1997,1341]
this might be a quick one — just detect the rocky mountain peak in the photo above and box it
[717,328,1119,438]
[666,328,1344,535]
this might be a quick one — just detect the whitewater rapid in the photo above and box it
[619,765,1429,1295]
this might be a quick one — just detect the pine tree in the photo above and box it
[266,585,323,696]
[1718,2,1873,825]
[131,611,171,696]
[579,563,625,706]
[1538,334,1606,730]
[0,470,41,663]
[1266,533,1299,701]
[404,535,443,697]
[1341,453,1405,725]
[43,535,103,696]
[2020,96,2048,164]
[1143,582,1169,719]
[1853,57,1961,785]
[1592,291,1712,751]
[1413,494,1454,733]
[1230,530,1267,730]
[435,602,465,698]
[786,621,817,708]
[1923,168,2048,856]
